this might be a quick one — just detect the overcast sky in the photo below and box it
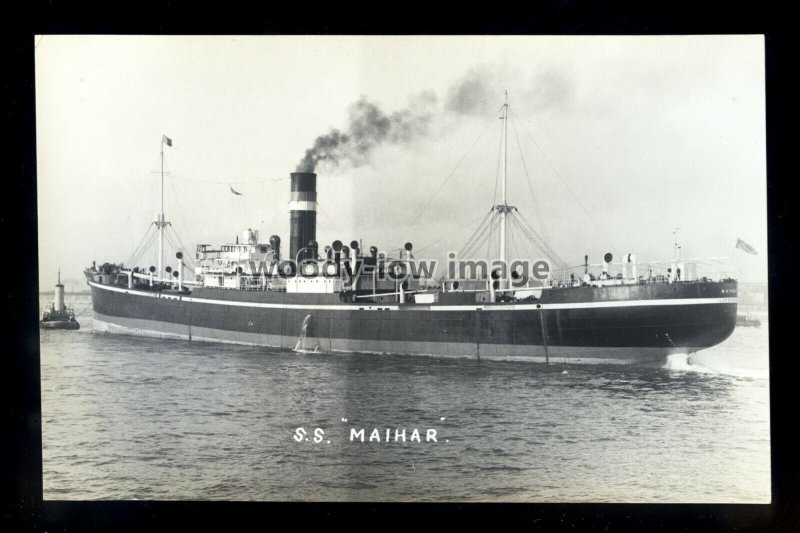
[35,35,767,289]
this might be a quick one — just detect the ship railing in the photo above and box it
[238,277,290,292]
[352,288,440,300]
[547,259,733,286]
[192,276,291,292]
[544,274,736,289]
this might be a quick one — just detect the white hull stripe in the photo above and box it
[88,281,736,312]
[288,200,317,211]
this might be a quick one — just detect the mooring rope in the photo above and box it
[74,300,93,317]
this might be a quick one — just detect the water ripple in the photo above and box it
[40,314,771,502]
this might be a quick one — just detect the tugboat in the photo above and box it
[41,270,80,330]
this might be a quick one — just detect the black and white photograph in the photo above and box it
[34,35,769,503]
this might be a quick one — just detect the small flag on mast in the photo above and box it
[230,185,243,196]
[162,135,172,147]
[735,238,757,255]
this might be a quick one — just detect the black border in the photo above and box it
[6,1,797,530]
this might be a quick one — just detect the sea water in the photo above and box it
[40,308,770,502]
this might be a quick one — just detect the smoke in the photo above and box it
[445,64,575,116]
[296,91,437,172]
[445,65,493,116]
[296,65,576,173]
[524,70,575,110]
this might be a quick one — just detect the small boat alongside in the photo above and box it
[736,314,762,328]
[41,270,80,330]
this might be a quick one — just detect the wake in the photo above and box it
[662,353,769,380]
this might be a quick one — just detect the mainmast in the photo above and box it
[500,91,508,265]
[157,135,173,277]
[496,91,512,288]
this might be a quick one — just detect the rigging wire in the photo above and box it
[124,153,172,267]
[510,107,619,252]
[430,99,569,283]
[167,226,197,271]
[515,210,568,267]
[170,173,287,185]
[128,224,158,267]
[317,204,343,234]
[130,145,278,275]
[412,238,445,256]
[127,215,134,259]
[73,300,94,318]
[394,104,506,246]
[168,167,199,251]
[509,219,518,263]
[163,230,180,264]
[440,210,497,282]
[510,211,569,270]
[423,99,586,282]
[509,112,553,252]
[166,226,197,271]
[456,208,495,258]
[130,155,199,272]
[493,117,504,206]
[485,209,497,263]
[460,210,496,260]
[400,208,494,255]
[127,224,151,265]
[163,229,197,274]
[509,213,554,270]
[137,231,160,267]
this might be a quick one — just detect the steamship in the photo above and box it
[84,99,737,364]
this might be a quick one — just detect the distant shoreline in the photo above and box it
[39,291,91,296]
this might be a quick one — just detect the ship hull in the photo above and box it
[86,279,737,365]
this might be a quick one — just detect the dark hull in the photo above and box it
[86,278,737,364]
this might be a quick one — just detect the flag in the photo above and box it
[736,238,757,255]
[162,135,172,147]
[230,185,243,196]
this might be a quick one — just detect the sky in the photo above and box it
[35,35,767,290]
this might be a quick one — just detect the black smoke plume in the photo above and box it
[296,92,436,173]
[445,66,492,116]
[296,66,574,172]
[445,64,575,117]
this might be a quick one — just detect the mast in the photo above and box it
[498,91,510,286]
[157,135,172,278]
[158,138,164,277]
[494,91,514,290]
[54,268,64,312]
